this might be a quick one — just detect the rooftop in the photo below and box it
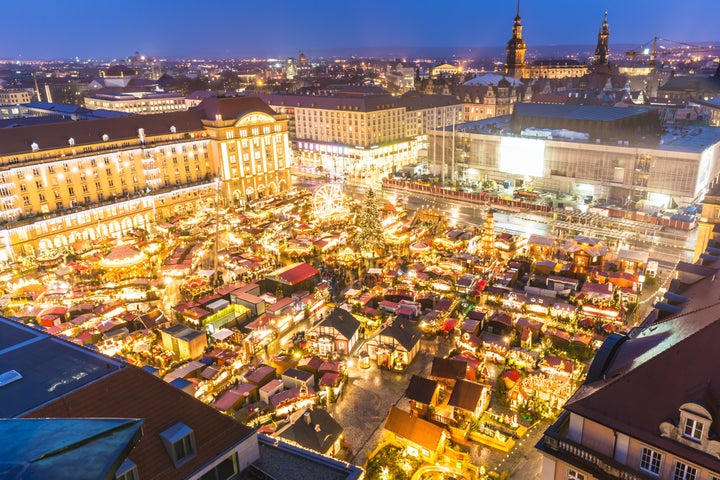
[0,418,143,480]
[245,434,363,480]
[446,114,720,154]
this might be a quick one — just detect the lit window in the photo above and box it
[567,469,585,480]
[673,461,697,480]
[640,447,663,476]
[683,418,703,441]
[159,422,196,468]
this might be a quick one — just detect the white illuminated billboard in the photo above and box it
[499,137,546,177]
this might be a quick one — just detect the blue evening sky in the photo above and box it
[1,0,717,60]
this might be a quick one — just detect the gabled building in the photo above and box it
[274,407,344,457]
[405,375,440,417]
[364,317,422,371]
[307,307,361,357]
[383,406,447,464]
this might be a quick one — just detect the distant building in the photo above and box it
[0,88,33,105]
[505,4,610,81]
[84,91,187,114]
[659,65,720,101]
[257,92,462,178]
[504,1,526,79]
[429,103,720,209]
[385,61,416,93]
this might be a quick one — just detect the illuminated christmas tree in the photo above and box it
[355,188,385,256]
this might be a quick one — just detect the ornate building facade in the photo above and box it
[0,96,291,260]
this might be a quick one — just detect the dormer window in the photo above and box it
[684,418,704,442]
[159,422,196,468]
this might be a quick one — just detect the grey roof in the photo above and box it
[317,308,360,340]
[0,418,142,480]
[447,114,720,154]
[514,102,653,122]
[380,317,422,351]
[660,74,720,93]
[248,433,363,480]
[257,92,461,113]
[275,408,343,454]
[0,317,122,418]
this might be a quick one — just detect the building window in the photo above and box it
[115,458,139,480]
[640,447,663,475]
[673,462,697,480]
[683,418,703,441]
[198,454,238,480]
[159,422,196,468]
[567,469,585,480]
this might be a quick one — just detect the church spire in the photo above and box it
[505,0,526,79]
[593,10,610,66]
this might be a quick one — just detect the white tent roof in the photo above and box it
[211,328,235,341]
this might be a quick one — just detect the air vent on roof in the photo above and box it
[102,133,109,142]
[0,370,22,388]
[30,142,39,152]
[170,125,176,133]
[68,137,75,146]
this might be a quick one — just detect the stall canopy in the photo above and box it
[211,328,235,341]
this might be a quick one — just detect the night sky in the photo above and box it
[3,0,718,60]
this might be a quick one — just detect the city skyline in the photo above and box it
[2,0,719,60]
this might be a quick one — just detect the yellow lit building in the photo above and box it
[258,93,462,177]
[0,96,290,260]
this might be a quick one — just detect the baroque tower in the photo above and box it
[593,11,610,66]
[505,0,526,79]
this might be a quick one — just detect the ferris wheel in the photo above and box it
[313,184,345,219]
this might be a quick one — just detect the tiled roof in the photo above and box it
[24,365,254,480]
[275,408,343,454]
[383,406,445,452]
[197,96,276,121]
[430,357,467,380]
[380,317,422,351]
[317,308,360,340]
[274,263,319,286]
[0,110,205,156]
[257,92,461,113]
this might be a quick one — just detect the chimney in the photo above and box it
[303,411,312,424]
